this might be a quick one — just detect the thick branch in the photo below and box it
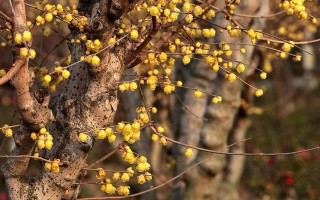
[1,0,54,199]
[24,1,136,199]
[0,60,24,86]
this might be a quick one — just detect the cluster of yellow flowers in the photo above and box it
[146,75,158,91]
[14,31,32,44]
[116,122,141,144]
[150,126,168,146]
[30,127,54,150]
[40,65,70,92]
[279,0,315,22]
[227,25,242,38]
[81,55,101,67]
[97,165,152,195]
[121,145,137,164]
[118,81,138,92]
[1,124,13,137]
[225,0,241,14]
[85,39,102,54]
[35,3,88,31]
[247,29,263,44]
[163,80,176,94]
[44,159,60,174]
[15,30,36,59]
[91,127,116,143]
[136,156,151,172]
[19,47,36,59]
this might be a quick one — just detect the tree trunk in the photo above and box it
[173,1,269,199]
[1,0,135,199]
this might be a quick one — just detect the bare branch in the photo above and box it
[0,60,25,86]
[0,10,13,24]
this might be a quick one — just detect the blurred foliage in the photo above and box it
[242,87,320,199]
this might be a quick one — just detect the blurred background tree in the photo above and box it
[0,0,320,199]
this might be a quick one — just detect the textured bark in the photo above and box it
[173,1,269,200]
[1,0,135,199]
[1,0,54,198]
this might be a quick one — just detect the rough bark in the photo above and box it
[1,0,54,198]
[1,0,136,199]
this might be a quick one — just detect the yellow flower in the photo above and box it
[121,173,130,182]
[182,2,192,12]
[113,172,120,180]
[96,168,106,180]
[43,75,52,83]
[255,89,264,97]
[105,183,116,194]
[212,96,222,104]
[130,30,139,40]
[260,72,267,79]
[4,129,13,137]
[97,130,107,140]
[236,64,246,73]
[29,49,36,60]
[108,135,116,143]
[194,90,203,98]
[129,82,138,91]
[65,14,73,22]
[20,48,29,58]
[149,6,160,17]
[227,73,237,83]
[45,140,53,150]
[91,55,100,67]
[157,126,165,133]
[30,132,38,140]
[39,127,47,135]
[44,162,52,171]
[117,186,130,196]
[14,33,22,44]
[45,13,53,22]
[182,55,191,65]
[185,148,193,158]
[193,5,203,16]
[79,133,88,142]
[62,69,70,79]
[23,30,32,42]
[151,134,159,141]
[159,52,168,62]
[282,43,291,53]
[38,140,45,149]
[137,175,146,184]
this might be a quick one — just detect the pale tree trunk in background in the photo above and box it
[220,54,260,200]
[173,1,269,199]
[301,31,317,90]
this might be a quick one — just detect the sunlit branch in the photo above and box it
[77,135,250,200]
[232,10,285,19]
[0,59,26,86]
[150,126,320,157]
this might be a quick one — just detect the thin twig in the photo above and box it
[78,134,248,200]
[0,10,13,23]
[150,126,320,157]
[87,144,122,169]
